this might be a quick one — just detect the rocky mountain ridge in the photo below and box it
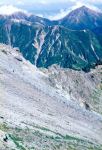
[0,6,102,71]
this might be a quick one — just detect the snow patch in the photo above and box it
[91,43,99,60]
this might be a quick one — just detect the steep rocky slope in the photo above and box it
[0,44,102,150]
[0,20,102,71]
[46,65,102,115]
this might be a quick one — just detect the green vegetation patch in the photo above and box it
[9,134,26,150]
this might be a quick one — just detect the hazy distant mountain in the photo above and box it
[59,6,102,30]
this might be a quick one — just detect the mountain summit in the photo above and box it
[59,6,102,30]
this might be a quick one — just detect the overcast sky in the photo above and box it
[0,0,102,20]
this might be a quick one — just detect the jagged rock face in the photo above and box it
[37,26,102,70]
[59,6,102,30]
[0,6,102,71]
[47,65,102,114]
[0,21,102,71]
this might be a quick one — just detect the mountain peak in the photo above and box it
[65,5,102,19]
[60,5,102,30]
[72,5,95,14]
[79,5,89,10]
[74,5,102,14]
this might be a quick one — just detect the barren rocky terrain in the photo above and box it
[0,44,102,150]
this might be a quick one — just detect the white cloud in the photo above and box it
[35,0,102,5]
[48,9,70,20]
[39,0,49,5]
[17,0,25,5]
[0,5,27,15]
[1,0,102,6]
